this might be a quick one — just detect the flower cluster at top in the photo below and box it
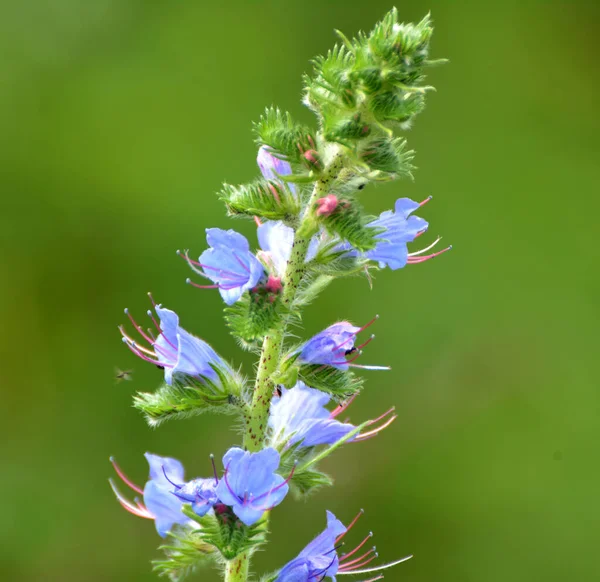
[110,9,447,582]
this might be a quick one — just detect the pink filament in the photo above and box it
[340,550,378,571]
[340,533,373,562]
[110,457,143,495]
[330,393,358,419]
[336,509,364,543]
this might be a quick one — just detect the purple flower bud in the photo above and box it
[183,228,265,305]
[120,300,228,386]
[298,318,389,371]
[215,447,291,526]
[316,194,339,217]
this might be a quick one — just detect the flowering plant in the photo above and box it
[110,9,449,582]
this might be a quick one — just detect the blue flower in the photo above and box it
[275,511,346,582]
[121,303,228,386]
[184,228,265,305]
[109,454,191,538]
[269,382,356,448]
[362,197,429,269]
[257,221,320,277]
[275,510,412,581]
[215,447,290,526]
[298,319,389,371]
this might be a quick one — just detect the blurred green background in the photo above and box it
[1,1,598,580]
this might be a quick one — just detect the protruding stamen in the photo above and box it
[186,278,241,291]
[178,251,247,281]
[340,533,374,562]
[356,334,375,351]
[254,216,262,227]
[110,456,143,495]
[336,555,413,575]
[419,195,432,206]
[109,479,153,519]
[336,509,364,543]
[408,236,442,257]
[339,550,378,572]
[356,314,379,335]
[407,245,452,264]
[124,309,154,345]
[210,454,219,485]
[330,393,358,419]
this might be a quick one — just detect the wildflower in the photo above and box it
[298,318,389,371]
[257,221,319,277]
[360,197,451,269]
[215,447,292,526]
[182,228,265,305]
[275,511,346,582]
[269,382,355,448]
[109,454,191,538]
[269,382,397,448]
[275,510,412,582]
[120,299,227,386]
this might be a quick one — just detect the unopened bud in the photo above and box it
[316,194,339,217]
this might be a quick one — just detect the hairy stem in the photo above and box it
[243,154,343,452]
[225,552,249,582]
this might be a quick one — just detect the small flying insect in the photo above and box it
[114,368,134,383]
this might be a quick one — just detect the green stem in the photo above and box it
[242,175,332,452]
[237,152,345,582]
[225,552,249,582]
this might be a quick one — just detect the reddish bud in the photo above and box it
[316,194,339,217]
[265,275,283,294]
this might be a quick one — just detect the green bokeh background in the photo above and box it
[1,1,598,580]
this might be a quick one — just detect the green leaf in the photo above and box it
[153,526,217,582]
[298,364,363,399]
[133,367,246,427]
[253,107,315,165]
[219,179,301,221]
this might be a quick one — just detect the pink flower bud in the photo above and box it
[316,194,339,217]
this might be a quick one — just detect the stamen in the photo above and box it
[161,466,183,489]
[186,278,241,291]
[408,236,441,257]
[355,334,375,351]
[356,314,379,334]
[355,576,384,582]
[109,479,153,519]
[124,308,154,345]
[232,251,250,274]
[340,534,374,562]
[419,195,432,206]
[119,328,156,357]
[252,462,297,504]
[147,292,157,307]
[110,456,143,495]
[210,454,219,485]
[123,339,167,366]
[355,411,397,442]
[330,393,358,418]
[336,509,364,543]
[407,245,452,264]
[332,350,363,366]
[336,555,413,575]
[178,251,248,281]
[339,551,378,572]
[254,216,262,227]
[223,465,244,504]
